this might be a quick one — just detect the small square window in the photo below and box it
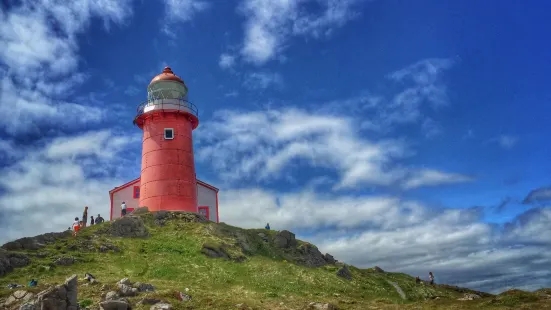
[164,128,174,140]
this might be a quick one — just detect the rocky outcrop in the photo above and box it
[16,274,79,310]
[153,211,209,226]
[458,293,482,301]
[304,302,339,309]
[273,230,298,248]
[323,253,336,264]
[3,290,35,308]
[99,299,131,310]
[101,216,150,238]
[0,249,31,277]
[201,243,231,259]
[1,231,71,251]
[54,256,76,266]
[336,265,352,280]
[295,243,328,267]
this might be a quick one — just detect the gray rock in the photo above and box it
[1,231,71,251]
[304,302,338,310]
[54,256,75,266]
[19,303,37,310]
[373,266,384,273]
[458,293,481,301]
[0,250,31,277]
[323,253,336,264]
[100,300,131,310]
[273,230,297,248]
[65,274,78,307]
[118,278,132,285]
[134,282,155,292]
[154,211,169,220]
[104,216,150,238]
[9,253,32,267]
[150,303,172,310]
[177,292,192,301]
[118,283,138,296]
[201,243,230,260]
[336,265,352,280]
[4,290,35,307]
[296,244,327,267]
[105,291,120,301]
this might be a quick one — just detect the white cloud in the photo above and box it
[243,72,283,89]
[0,130,138,243]
[0,0,135,135]
[219,53,236,69]
[497,135,518,149]
[124,85,141,96]
[238,0,362,65]
[161,0,210,36]
[219,186,551,293]
[196,106,471,190]
[401,169,474,190]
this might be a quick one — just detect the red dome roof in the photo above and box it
[149,66,185,85]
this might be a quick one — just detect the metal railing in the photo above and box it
[135,98,199,118]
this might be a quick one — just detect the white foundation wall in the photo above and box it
[197,183,217,222]
[111,183,140,220]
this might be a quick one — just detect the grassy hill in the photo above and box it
[1,209,550,309]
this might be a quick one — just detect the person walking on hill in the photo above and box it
[429,272,435,285]
[90,216,95,225]
[121,201,127,217]
[82,206,89,227]
[72,217,80,237]
[95,214,104,224]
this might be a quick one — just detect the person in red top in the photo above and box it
[72,217,80,237]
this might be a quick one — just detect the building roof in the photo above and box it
[109,177,219,195]
[149,66,186,86]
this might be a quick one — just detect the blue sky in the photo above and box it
[0,0,550,294]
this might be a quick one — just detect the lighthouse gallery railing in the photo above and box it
[135,98,199,118]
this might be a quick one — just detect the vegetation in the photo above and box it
[1,211,549,309]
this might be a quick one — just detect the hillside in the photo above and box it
[1,209,550,310]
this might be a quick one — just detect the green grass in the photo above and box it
[1,213,549,310]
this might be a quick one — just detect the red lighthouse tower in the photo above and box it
[133,67,199,212]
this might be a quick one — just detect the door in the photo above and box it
[198,206,209,219]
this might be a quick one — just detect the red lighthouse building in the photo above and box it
[108,67,219,221]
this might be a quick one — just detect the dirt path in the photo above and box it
[386,280,406,300]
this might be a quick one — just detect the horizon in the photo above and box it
[0,0,550,294]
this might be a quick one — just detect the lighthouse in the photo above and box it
[108,67,218,221]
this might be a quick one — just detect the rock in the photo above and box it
[155,210,169,220]
[105,291,120,301]
[177,292,192,301]
[54,256,75,266]
[100,300,131,310]
[151,303,172,310]
[1,231,71,251]
[273,230,297,248]
[458,293,481,301]
[0,250,31,277]
[373,266,384,273]
[118,283,138,296]
[19,303,37,310]
[134,282,155,292]
[118,278,132,285]
[336,265,352,280]
[4,290,35,307]
[296,243,327,267]
[65,274,78,307]
[101,284,110,291]
[104,216,150,238]
[99,243,120,253]
[137,298,161,305]
[132,206,150,215]
[201,243,230,260]
[323,253,336,264]
[304,302,338,310]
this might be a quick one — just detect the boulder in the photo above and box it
[100,300,131,310]
[201,243,231,260]
[1,231,71,251]
[34,275,77,310]
[118,278,132,285]
[54,257,76,266]
[273,230,297,248]
[336,265,352,280]
[0,250,31,277]
[373,266,384,273]
[323,253,336,264]
[134,282,155,292]
[105,291,120,301]
[19,303,37,310]
[458,293,482,301]
[296,244,327,267]
[118,283,138,296]
[104,216,150,238]
[150,303,172,310]
[304,302,339,309]
[3,290,35,307]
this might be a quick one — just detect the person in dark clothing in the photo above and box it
[265,223,270,230]
[95,214,104,224]
[429,272,435,285]
[82,206,89,227]
[90,216,95,225]
[415,276,421,284]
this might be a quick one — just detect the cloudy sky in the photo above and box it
[1,0,550,294]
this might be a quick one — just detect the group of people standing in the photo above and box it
[415,272,436,285]
[71,206,105,236]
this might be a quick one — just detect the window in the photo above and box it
[133,186,140,199]
[164,128,174,140]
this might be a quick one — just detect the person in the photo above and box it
[429,272,435,285]
[265,223,270,230]
[82,206,89,227]
[72,217,80,237]
[95,214,104,224]
[90,216,95,225]
[415,276,421,284]
[121,201,127,216]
